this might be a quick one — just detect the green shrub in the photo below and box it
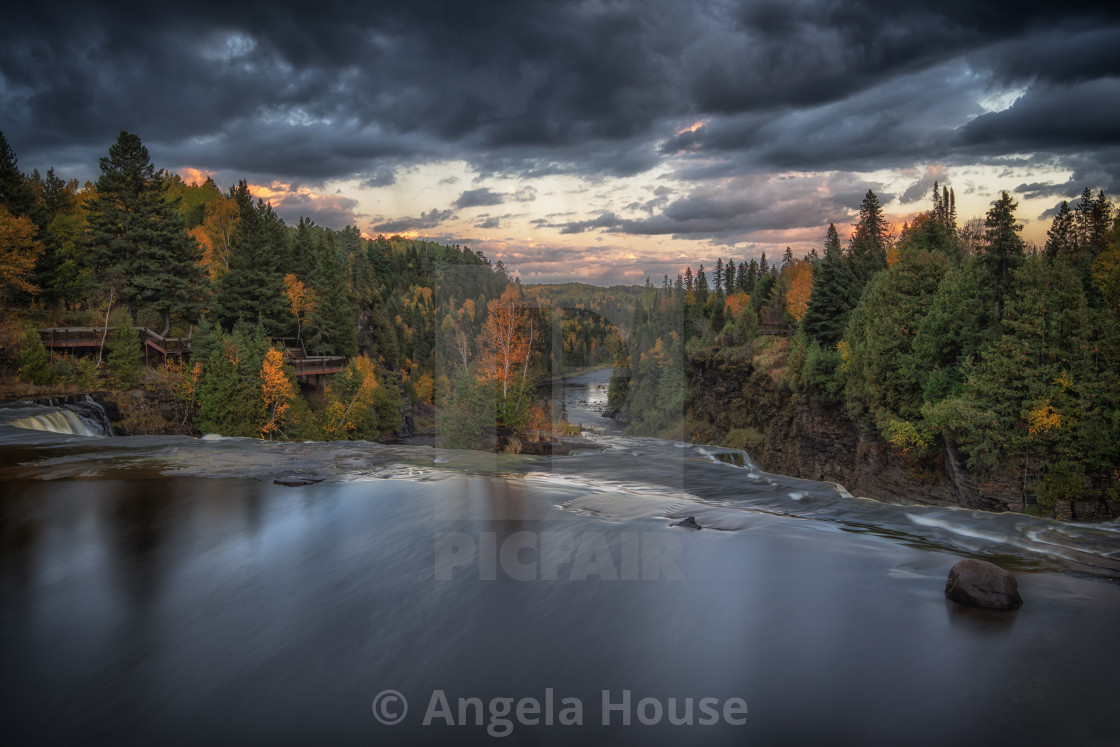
[17,325,52,385]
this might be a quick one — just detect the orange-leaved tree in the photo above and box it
[477,285,534,427]
[786,259,814,322]
[0,205,43,302]
[284,274,315,345]
[322,354,393,439]
[260,347,296,438]
[194,196,239,280]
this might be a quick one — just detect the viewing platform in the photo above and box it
[37,327,346,378]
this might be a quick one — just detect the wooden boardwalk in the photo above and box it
[37,327,346,377]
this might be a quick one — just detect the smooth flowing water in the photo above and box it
[2,371,1119,746]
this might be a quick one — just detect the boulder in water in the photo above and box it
[672,516,702,530]
[944,559,1023,610]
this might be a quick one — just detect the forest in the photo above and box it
[608,184,1120,516]
[0,130,615,444]
[3,128,1119,514]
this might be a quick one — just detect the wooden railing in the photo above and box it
[38,327,346,377]
[290,356,347,376]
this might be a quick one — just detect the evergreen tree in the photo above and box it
[714,258,724,297]
[87,131,204,332]
[746,259,759,291]
[17,325,52,385]
[910,258,987,405]
[802,224,859,346]
[948,188,957,233]
[216,181,289,334]
[305,233,358,356]
[782,246,794,267]
[1044,201,1076,261]
[107,309,141,387]
[849,189,890,287]
[694,264,709,305]
[843,248,950,424]
[0,131,35,219]
[684,266,693,292]
[758,252,769,278]
[978,191,1025,320]
[735,259,748,292]
[724,258,735,296]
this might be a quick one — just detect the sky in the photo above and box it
[3,1,1119,285]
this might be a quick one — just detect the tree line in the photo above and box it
[1,130,616,443]
[609,185,1120,515]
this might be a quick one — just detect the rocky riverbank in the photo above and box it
[685,350,1120,521]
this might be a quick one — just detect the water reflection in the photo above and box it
[0,474,1118,745]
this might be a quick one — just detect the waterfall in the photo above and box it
[7,398,113,437]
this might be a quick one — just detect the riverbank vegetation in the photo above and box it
[0,130,614,445]
[609,186,1120,516]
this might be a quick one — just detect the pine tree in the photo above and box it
[979,191,1025,320]
[17,325,52,385]
[849,189,890,288]
[714,258,724,297]
[1045,201,1076,261]
[746,259,759,291]
[724,258,735,296]
[735,259,748,292]
[107,309,142,388]
[758,252,769,278]
[304,233,357,356]
[802,224,859,346]
[87,131,204,333]
[782,246,794,267]
[684,266,693,292]
[695,264,709,305]
[215,181,289,334]
[0,131,35,219]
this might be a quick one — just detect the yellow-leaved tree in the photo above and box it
[785,259,814,322]
[260,347,296,439]
[0,205,43,302]
[323,355,398,440]
[284,274,315,345]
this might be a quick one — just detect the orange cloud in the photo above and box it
[675,120,707,136]
[179,167,215,185]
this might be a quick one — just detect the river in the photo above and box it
[2,369,1119,746]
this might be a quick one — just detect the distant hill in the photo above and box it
[522,282,644,334]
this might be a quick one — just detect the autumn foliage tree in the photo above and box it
[191,195,239,281]
[0,205,43,303]
[322,354,399,440]
[260,347,296,438]
[785,259,814,322]
[477,285,535,427]
[284,273,315,345]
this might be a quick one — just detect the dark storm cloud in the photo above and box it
[556,174,885,243]
[372,208,457,234]
[959,78,1120,151]
[454,188,505,209]
[3,0,1120,232]
[262,187,363,229]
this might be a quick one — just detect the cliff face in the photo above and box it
[686,353,1117,520]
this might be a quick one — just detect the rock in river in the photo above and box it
[945,558,1023,610]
